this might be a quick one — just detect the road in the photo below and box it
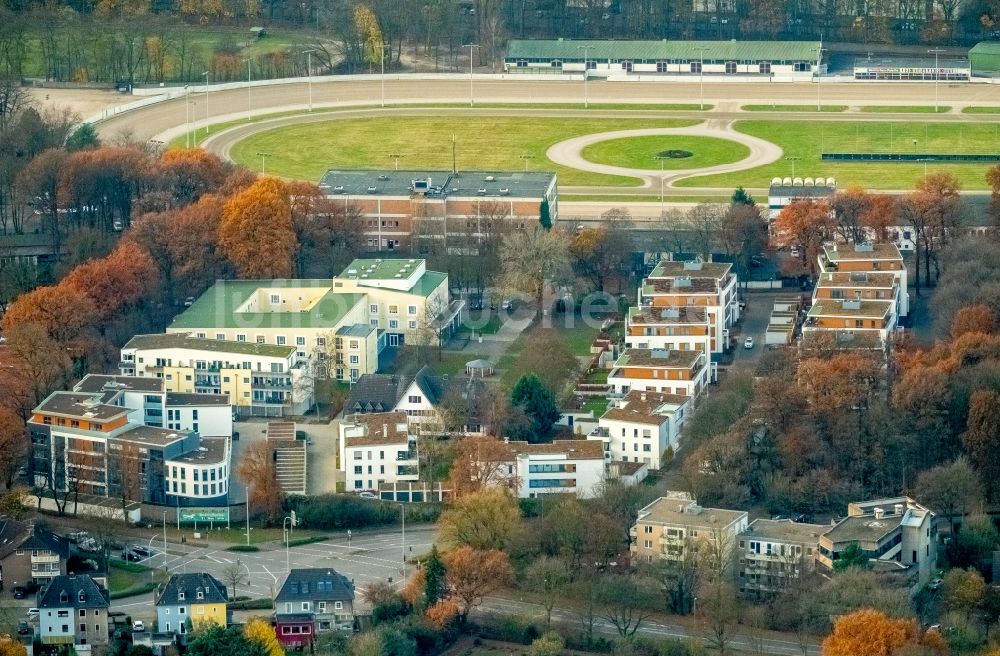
[111,526,438,621]
[479,596,819,656]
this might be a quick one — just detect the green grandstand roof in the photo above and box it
[505,39,822,62]
[970,42,1000,75]
[169,280,364,330]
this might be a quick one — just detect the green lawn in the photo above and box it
[228,116,698,186]
[582,396,609,417]
[459,312,503,335]
[677,120,1000,190]
[742,104,848,112]
[562,194,731,203]
[580,135,750,170]
[556,320,602,356]
[859,105,951,113]
[583,369,609,384]
[207,527,325,545]
[109,560,166,598]
[962,106,1000,114]
[469,102,712,111]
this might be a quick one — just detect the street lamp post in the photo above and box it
[654,155,667,217]
[257,152,270,174]
[245,483,252,547]
[578,45,594,109]
[162,510,168,574]
[390,153,403,170]
[928,48,945,113]
[299,50,315,111]
[814,46,824,111]
[201,71,209,135]
[283,516,293,573]
[379,41,386,108]
[785,156,800,179]
[519,154,533,171]
[694,46,710,111]
[463,44,480,107]
[244,58,252,121]
[184,86,191,148]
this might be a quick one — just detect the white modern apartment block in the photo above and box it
[589,390,690,469]
[625,305,712,354]
[496,440,606,499]
[817,242,908,317]
[738,518,827,597]
[120,333,312,417]
[631,494,749,565]
[338,412,418,492]
[637,259,739,355]
[73,374,232,437]
[608,348,710,397]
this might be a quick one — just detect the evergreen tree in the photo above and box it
[424,545,446,606]
[510,374,560,442]
[539,199,552,229]
[731,186,755,206]
[65,123,100,151]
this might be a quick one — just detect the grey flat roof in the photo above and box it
[506,39,822,63]
[35,392,129,421]
[769,185,836,197]
[166,392,230,407]
[743,518,828,543]
[74,374,164,394]
[318,169,554,200]
[171,438,227,464]
[125,333,295,358]
[111,425,192,448]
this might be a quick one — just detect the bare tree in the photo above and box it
[222,558,247,599]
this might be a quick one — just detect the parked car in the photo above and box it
[12,586,27,599]
[78,537,100,553]
[26,608,39,620]
[744,336,755,349]
[17,621,32,636]
[132,620,145,633]
[121,550,142,562]
[183,296,195,307]
[232,431,240,441]
[67,531,89,544]
[130,545,153,558]
[359,492,378,500]
[501,299,514,311]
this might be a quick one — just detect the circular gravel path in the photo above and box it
[545,119,783,189]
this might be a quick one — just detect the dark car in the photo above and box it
[130,545,153,558]
[12,586,27,599]
[17,621,31,636]
[121,550,142,562]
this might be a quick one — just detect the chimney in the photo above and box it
[678,504,685,513]
[894,503,904,516]
[640,392,647,402]
[874,507,885,519]
[382,424,388,437]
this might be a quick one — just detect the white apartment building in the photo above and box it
[631,494,749,565]
[489,440,606,499]
[637,259,739,355]
[624,305,712,354]
[164,259,462,383]
[817,242,908,317]
[121,333,312,416]
[73,374,232,437]
[607,348,711,397]
[338,412,419,492]
[589,390,690,469]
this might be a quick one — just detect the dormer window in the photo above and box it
[60,591,68,604]
[78,591,86,603]
[178,591,185,601]
[196,591,204,600]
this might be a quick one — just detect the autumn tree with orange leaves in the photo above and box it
[218,177,297,278]
[447,436,516,497]
[964,389,1000,500]
[236,440,283,524]
[442,546,514,623]
[773,199,834,275]
[950,304,997,340]
[821,609,921,656]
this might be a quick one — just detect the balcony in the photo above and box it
[32,554,61,564]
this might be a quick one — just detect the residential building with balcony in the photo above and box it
[119,333,311,417]
[630,494,748,566]
[72,374,232,437]
[154,573,229,636]
[802,299,896,346]
[338,412,417,492]
[0,520,69,590]
[624,305,712,354]
[818,497,936,584]
[37,574,109,651]
[165,260,462,382]
[818,242,908,317]
[274,568,355,649]
[589,390,690,469]
[638,259,739,355]
[737,519,826,598]
[608,348,710,397]
[505,439,606,499]
[28,390,231,509]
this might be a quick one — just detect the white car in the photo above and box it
[26,608,39,619]
[132,620,145,632]
[358,492,378,500]
[744,336,755,349]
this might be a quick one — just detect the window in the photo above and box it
[759,61,771,74]
[302,602,311,611]
[408,320,417,330]
[389,319,398,329]
[179,606,186,614]
[725,61,737,74]
[196,590,204,599]
[349,355,359,364]
[296,336,306,346]
[408,305,417,315]
[354,466,362,474]
[644,525,652,534]
[79,610,86,617]
[216,333,225,340]
[656,60,668,73]
[80,624,86,633]
[793,62,812,72]
[277,336,286,345]
[370,304,378,313]
[334,601,343,610]
[690,60,702,73]
[644,540,652,548]
[621,59,633,71]
[270,293,280,304]
[237,334,246,342]
[256,335,265,344]
[318,602,327,612]
[389,305,399,314]
[316,337,326,346]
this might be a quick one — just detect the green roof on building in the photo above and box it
[169,280,364,330]
[124,333,296,358]
[505,39,822,63]
[342,259,422,280]
[970,42,1000,75]
[413,271,447,297]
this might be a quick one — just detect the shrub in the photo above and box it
[286,536,327,547]
[291,494,441,530]
[227,598,274,611]
[529,632,565,656]
[226,545,260,552]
